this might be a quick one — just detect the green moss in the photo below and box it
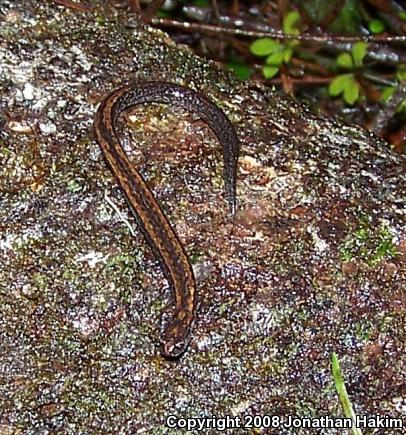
[354,321,373,342]
[103,253,141,293]
[31,272,48,290]
[62,268,80,281]
[378,314,396,334]
[66,178,83,193]
[339,218,398,266]
[106,253,137,269]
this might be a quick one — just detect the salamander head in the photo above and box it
[161,317,192,359]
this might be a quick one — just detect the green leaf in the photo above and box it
[398,98,406,113]
[396,64,406,82]
[367,19,385,34]
[329,73,353,96]
[227,62,251,80]
[262,65,279,79]
[250,38,282,56]
[381,86,395,102]
[337,53,354,69]
[283,10,300,36]
[265,51,285,66]
[330,0,364,34]
[283,47,293,63]
[344,76,359,105]
[398,11,406,21]
[352,42,368,67]
[332,353,363,435]
[381,88,406,113]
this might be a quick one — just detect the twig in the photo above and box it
[104,191,137,237]
[152,17,406,44]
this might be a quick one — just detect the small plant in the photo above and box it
[381,64,406,113]
[332,352,363,435]
[249,10,300,79]
[329,42,368,105]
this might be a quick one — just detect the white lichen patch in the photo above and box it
[74,251,109,269]
[307,224,329,253]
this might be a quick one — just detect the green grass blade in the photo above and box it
[332,352,363,435]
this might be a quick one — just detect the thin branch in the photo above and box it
[152,17,406,44]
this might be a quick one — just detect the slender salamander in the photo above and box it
[94,82,239,358]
